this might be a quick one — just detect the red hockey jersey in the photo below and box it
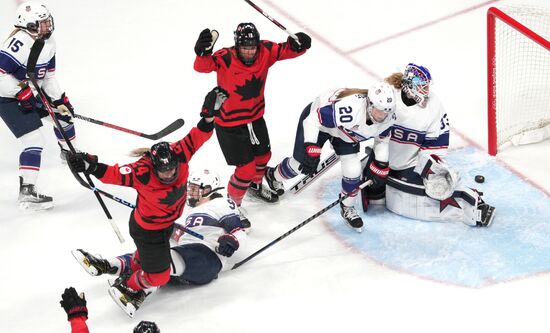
[194,40,306,127]
[97,124,213,230]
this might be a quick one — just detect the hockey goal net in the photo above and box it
[487,5,550,155]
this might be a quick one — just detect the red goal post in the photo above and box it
[487,6,550,155]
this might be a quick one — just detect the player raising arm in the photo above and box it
[66,88,228,317]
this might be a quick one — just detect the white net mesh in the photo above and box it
[494,4,550,147]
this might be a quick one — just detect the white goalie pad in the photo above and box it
[414,154,460,200]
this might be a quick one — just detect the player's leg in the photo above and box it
[248,117,279,202]
[169,243,223,285]
[334,140,362,232]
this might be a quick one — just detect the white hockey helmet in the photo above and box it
[187,169,222,207]
[402,63,432,106]
[367,82,396,124]
[15,1,54,39]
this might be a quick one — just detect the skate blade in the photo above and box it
[108,286,137,318]
[344,222,363,233]
[485,206,496,227]
[19,201,54,211]
[71,250,99,276]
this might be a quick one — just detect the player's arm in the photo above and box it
[194,48,227,73]
[420,106,450,158]
[217,213,247,257]
[265,33,311,65]
[0,43,28,98]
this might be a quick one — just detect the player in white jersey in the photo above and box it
[71,169,247,317]
[0,1,78,210]
[265,82,396,232]
[365,63,495,227]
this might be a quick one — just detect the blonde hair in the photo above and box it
[335,88,370,100]
[130,148,150,157]
[6,29,21,41]
[384,72,404,89]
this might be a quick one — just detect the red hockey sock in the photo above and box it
[227,161,256,206]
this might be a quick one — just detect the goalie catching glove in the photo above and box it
[414,154,460,200]
[200,87,229,118]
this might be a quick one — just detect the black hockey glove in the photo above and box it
[365,160,389,188]
[60,287,88,321]
[52,93,75,120]
[298,142,321,177]
[195,28,215,56]
[67,152,99,174]
[288,32,311,52]
[216,233,239,257]
[15,82,40,114]
[201,86,229,118]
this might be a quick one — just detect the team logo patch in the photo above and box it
[119,166,132,174]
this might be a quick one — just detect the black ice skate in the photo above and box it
[72,249,118,276]
[265,167,285,196]
[238,206,252,230]
[340,201,364,233]
[108,275,150,318]
[476,201,496,227]
[248,182,279,203]
[18,177,53,210]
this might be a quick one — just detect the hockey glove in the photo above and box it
[195,28,216,56]
[67,152,99,174]
[60,287,88,321]
[298,142,322,177]
[53,93,75,119]
[288,32,312,52]
[366,160,389,188]
[15,82,39,114]
[216,233,239,257]
[201,86,229,118]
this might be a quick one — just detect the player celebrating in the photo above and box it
[67,88,228,317]
[71,169,247,317]
[265,83,396,232]
[0,1,78,210]
[193,22,311,207]
[367,63,495,227]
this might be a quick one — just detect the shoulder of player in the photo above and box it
[1,31,34,63]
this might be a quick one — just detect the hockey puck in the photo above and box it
[475,175,485,183]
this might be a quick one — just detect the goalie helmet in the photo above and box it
[150,142,179,184]
[402,63,432,106]
[133,320,160,333]
[367,82,396,124]
[234,22,260,65]
[15,1,55,39]
[187,169,221,207]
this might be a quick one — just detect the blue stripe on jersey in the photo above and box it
[338,127,371,143]
[318,105,337,128]
[380,126,392,138]
[47,55,56,71]
[422,131,449,149]
[185,213,220,228]
[0,51,23,74]
[391,124,426,145]
[219,213,242,232]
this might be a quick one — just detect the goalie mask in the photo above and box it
[402,63,432,107]
[150,142,179,184]
[234,22,260,66]
[187,169,222,207]
[367,82,396,124]
[15,1,54,39]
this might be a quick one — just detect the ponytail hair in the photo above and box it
[130,147,150,157]
[385,72,404,89]
[335,88,370,100]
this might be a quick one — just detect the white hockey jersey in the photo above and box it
[389,89,449,170]
[0,30,62,99]
[303,89,394,147]
[170,196,246,268]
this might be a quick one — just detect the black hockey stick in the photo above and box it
[232,180,373,270]
[27,39,124,243]
[243,0,301,44]
[69,167,206,241]
[73,113,185,140]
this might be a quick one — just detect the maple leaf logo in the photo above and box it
[234,74,264,101]
[158,184,186,207]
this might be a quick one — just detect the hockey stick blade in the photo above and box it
[141,118,185,140]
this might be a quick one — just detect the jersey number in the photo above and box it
[8,38,24,53]
[338,106,353,123]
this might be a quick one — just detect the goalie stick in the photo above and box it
[73,114,185,140]
[232,180,373,270]
[288,151,371,195]
[27,39,124,244]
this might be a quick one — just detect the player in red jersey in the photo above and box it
[66,87,228,316]
[193,22,311,207]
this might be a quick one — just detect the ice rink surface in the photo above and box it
[1,0,549,332]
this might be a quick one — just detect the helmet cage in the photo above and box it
[367,82,396,124]
[186,169,221,207]
[402,63,432,105]
[234,23,260,66]
[15,2,55,39]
